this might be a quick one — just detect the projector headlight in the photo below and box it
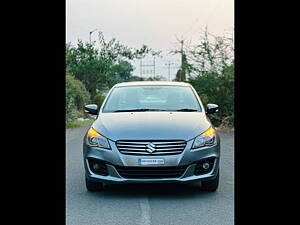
[87,127,111,149]
[191,127,217,149]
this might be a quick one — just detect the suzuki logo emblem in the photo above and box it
[146,143,156,153]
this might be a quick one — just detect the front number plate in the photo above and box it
[138,159,165,165]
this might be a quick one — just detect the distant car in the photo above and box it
[83,81,220,191]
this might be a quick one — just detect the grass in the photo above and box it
[66,118,94,129]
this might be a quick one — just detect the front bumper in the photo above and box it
[83,136,220,184]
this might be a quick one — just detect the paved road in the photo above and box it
[66,125,234,225]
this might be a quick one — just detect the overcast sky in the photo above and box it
[66,0,234,80]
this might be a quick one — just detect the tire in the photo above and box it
[85,178,104,192]
[201,171,219,192]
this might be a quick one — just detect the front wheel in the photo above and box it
[85,178,104,192]
[201,171,219,192]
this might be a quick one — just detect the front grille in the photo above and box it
[114,165,187,178]
[116,140,187,156]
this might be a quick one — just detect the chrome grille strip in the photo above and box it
[118,151,183,155]
[117,141,186,145]
[116,140,187,156]
[117,144,186,148]
[118,147,185,151]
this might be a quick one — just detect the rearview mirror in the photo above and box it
[84,104,98,115]
[206,104,219,114]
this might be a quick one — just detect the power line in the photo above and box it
[140,57,156,79]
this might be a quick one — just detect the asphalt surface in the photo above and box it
[66,125,234,225]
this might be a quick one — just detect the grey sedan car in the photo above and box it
[83,81,220,191]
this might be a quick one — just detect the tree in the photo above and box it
[175,68,185,82]
[66,32,160,99]
[173,28,234,126]
[66,73,91,122]
[146,75,165,81]
[170,40,193,82]
[188,27,234,76]
[106,60,135,87]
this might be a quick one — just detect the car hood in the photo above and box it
[92,112,211,141]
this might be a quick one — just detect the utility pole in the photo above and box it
[140,58,155,79]
[165,62,173,81]
[175,39,187,81]
[180,39,186,81]
[89,29,98,44]
[180,40,184,54]
[165,61,178,81]
[153,56,156,77]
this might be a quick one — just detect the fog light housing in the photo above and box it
[194,157,215,175]
[93,163,100,170]
[203,162,210,170]
[88,159,108,176]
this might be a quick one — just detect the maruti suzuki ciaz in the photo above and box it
[83,81,220,192]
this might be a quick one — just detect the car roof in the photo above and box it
[114,81,191,87]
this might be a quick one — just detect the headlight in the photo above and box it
[191,127,217,149]
[87,127,111,149]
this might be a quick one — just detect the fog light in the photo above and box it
[203,162,210,169]
[93,163,100,170]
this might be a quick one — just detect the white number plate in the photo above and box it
[138,159,165,165]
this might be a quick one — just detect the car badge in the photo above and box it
[146,143,156,153]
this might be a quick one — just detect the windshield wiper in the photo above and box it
[175,108,199,112]
[111,109,167,112]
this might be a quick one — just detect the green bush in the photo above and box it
[173,28,234,128]
[188,64,234,127]
[66,73,91,122]
[92,93,106,109]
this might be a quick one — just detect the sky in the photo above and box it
[66,0,234,80]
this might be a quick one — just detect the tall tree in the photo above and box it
[66,32,160,98]
[172,28,234,126]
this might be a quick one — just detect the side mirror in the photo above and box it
[84,104,98,115]
[206,104,219,114]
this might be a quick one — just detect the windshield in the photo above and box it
[102,85,202,112]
